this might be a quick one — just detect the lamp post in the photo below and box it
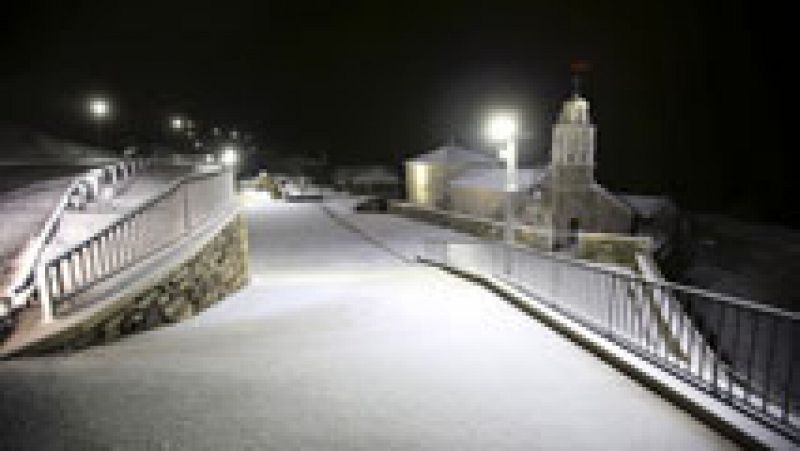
[88,97,111,149]
[169,115,190,153]
[486,111,519,274]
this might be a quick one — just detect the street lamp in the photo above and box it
[485,110,519,249]
[87,97,111,149]
[220,144,239,166]
[89,98,110,119]
[486,110,520,275]
[170,116,184,131]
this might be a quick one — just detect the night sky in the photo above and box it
[0,1,793,226]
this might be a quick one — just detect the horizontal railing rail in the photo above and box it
[420,238,799,442]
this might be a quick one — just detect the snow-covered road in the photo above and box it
[0,196,734,449]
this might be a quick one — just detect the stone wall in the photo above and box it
[575,232,652,270]
[389,201,552,248]
[20,214,249,355]
[389,201,649,269]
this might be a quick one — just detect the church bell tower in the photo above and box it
[551,92,596,189]
[549,67,598,248]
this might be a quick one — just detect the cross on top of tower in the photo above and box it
[570,60,592,97]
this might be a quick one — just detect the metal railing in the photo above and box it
[3,158,153,317]
[421,239,799,441]
[34,167,235,321]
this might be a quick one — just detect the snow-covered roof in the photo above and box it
[409,144,497,165]
[618,194,676,218]
[450,167,548,191]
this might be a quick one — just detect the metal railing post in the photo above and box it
[35,262,53,324]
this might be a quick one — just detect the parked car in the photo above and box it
[354,196,389,212]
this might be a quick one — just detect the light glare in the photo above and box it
[486,112,518,141]
[220,145,239,165]
[89,98,110,119]
[171,117,184,130]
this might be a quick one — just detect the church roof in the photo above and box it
[450,167,548,191]
[409,144,497,165]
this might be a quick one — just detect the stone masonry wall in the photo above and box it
[389,201,649,269]
[21,214,249,355]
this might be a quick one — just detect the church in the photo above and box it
[520,90,633,249]
[405,85,676,251]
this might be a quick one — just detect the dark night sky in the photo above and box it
[0,1,794,225]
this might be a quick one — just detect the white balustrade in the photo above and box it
[30,169,234,323]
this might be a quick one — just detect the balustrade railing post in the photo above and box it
[130,216,139,260]
[112,226,120,271]
[71,250,82,289]
[112,226,121,270]
[96,233,106,276]
[59,257,71,296]
[35,262,53,324]
[124,220,132,263]
[183,183,191,233]
[81,244,92,285]
[119,222,128,266]
[94,236,104,278]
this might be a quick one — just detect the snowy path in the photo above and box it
[0,196,734,449]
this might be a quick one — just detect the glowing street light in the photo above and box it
[88,98,110,119]
[87,97,112,149]
[170,116,184,130]
[486,112,518,143]
[220,145,239,166]
[486,110,520,270]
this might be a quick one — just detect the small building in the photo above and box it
[405,144,496,208]
[333,166,401,198]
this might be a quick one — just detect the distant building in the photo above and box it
[333,166,401,197]
[404,85,678,251]
[404,144,496,208]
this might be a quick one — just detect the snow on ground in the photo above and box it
[0,194,734,449]
[321,192,479,262]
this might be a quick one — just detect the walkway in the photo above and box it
[0,195,734,449]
